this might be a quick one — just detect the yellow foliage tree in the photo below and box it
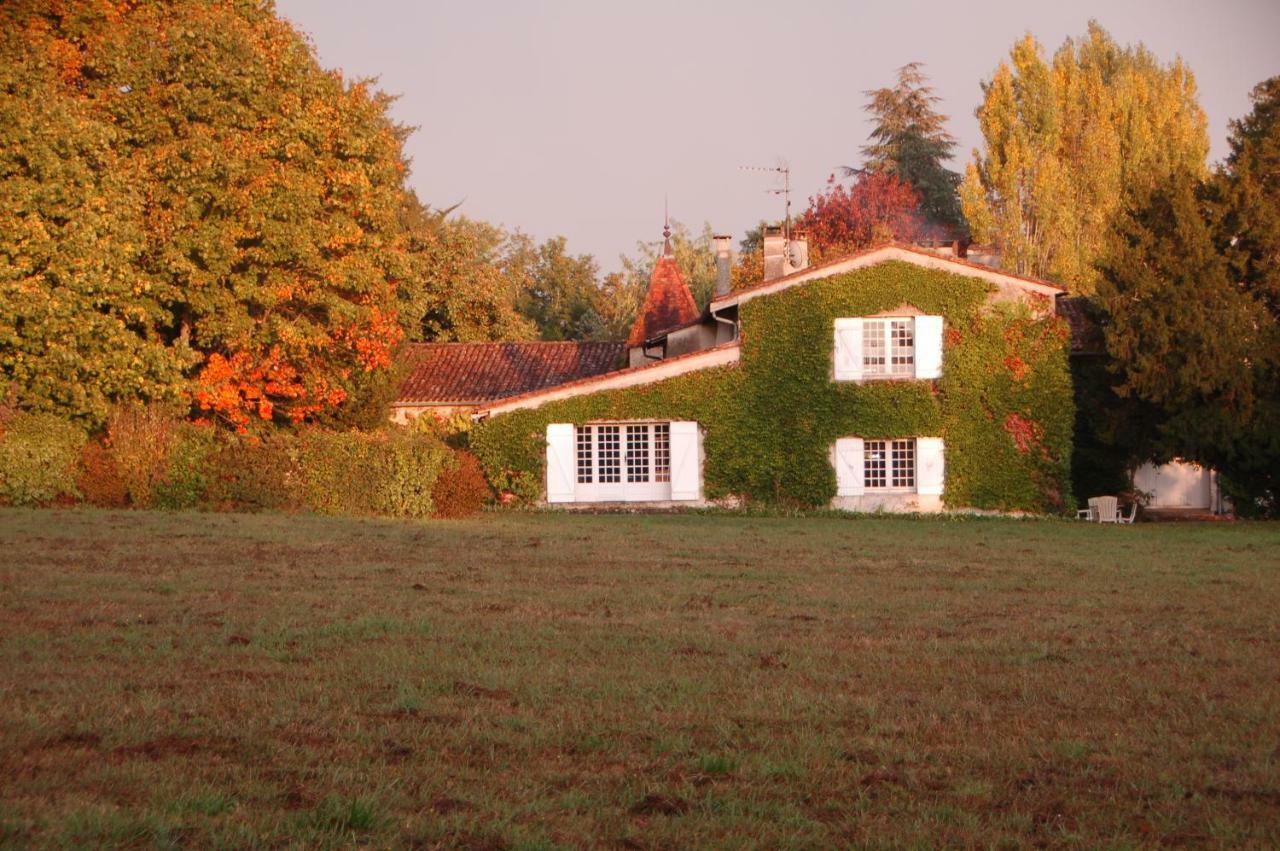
[961,22,1209,293]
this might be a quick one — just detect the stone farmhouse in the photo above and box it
[396,226,1076,514]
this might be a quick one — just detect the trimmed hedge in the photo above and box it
[471,261,1075,512]
[0,406,473,518]
[0,412,85,506]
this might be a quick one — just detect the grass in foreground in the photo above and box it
[0,508,1278,848]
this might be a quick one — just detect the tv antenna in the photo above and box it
[739,164,792,242]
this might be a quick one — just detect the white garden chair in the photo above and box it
[1118,502,1138,524]
[1089,496,1119,523]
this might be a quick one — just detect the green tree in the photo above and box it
[962,22,1209,293]
[1096,79,1280,513]
[852,63,962,231]
[0,1,437,430]
[509,235,602,341]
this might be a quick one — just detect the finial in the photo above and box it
[662,197,672,255]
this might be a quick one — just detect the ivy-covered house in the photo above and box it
[403,233,1075,514]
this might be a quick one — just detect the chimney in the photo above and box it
[713,234,732,297]
[763,226,810,282]
[763,225,786,281]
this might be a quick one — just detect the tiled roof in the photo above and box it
[627,254,701,347]
[396,341,626,405]
[710,241,1065,308]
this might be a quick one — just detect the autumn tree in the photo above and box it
[799,172,924,257]
[1096,78,1280,514]
[0,0,436,430]
[852,63,963,231]
[961,22,1209,293]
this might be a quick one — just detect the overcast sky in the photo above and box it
[276,0,1278,271]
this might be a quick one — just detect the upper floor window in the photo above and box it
[834,315,943,382]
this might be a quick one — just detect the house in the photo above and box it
[453,230,1075,514]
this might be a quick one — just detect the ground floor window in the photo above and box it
[835,436,944,498]
[548,421,698,503]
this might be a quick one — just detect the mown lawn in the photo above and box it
[0,508,1277,849]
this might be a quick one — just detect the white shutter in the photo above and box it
[545,423,576,503]
[916,437,945,496]
[834,437,865,497]
[833,318,863,381]
[914,315,944,380]
[668,421,702,501]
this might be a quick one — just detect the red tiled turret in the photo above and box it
[626,222,700,348]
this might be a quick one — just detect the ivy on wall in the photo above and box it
[470,261,1075,512]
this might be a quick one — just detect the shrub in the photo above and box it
[0,412,86,506]
[152,424,219,511]
[205,434,300,513]
[295,428,383,516]
[372,428,452,519]
[105,405,181,508]
[77,440,129,508]
[431,450,491,518]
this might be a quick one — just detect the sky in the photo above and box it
[276,0,1279,272]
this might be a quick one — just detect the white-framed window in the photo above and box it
[835,436,944,498]
[834,315,943,381]
[548,421,699,503]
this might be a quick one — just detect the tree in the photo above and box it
[853,63,962,231]
[1096,78,1280,514]
[961,22,1209,293]
[798,172,924,257]
[0,1,429,430]
[502,235,600,342]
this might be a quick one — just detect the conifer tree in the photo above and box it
[854,63,963,231]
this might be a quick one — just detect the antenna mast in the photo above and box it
[739,164,792,242]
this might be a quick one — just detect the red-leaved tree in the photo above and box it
[799,172,925,256]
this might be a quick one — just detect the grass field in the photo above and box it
[1,508,1278,849]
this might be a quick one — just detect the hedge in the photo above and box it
[0,407,480,518]
[471,261,1075,512]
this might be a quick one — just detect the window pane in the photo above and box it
[654,423,671,483]
[576,426,593,484]
[890,320,914,375]
[863,320,886,375]
[598,426,621,483]
[864,440,887,489]
[891,439,915,488]
[626,425,650,483]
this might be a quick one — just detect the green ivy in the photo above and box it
[471,261,1075,513]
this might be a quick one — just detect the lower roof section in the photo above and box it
[477,342,741,417]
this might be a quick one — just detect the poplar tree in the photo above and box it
[961,22,1209,293]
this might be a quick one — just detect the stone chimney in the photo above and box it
[762,226,810,282]
[713,234,732,297]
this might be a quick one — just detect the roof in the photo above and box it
[395,341,626,406]
[627,253,700,348]
[478,342,741,417]
[710,242,1065,310]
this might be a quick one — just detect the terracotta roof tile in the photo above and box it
[396,341,626,405]
[627,255,701,347]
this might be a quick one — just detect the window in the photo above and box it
[548,421,702,504]
[654,423,671,483]
[626,425,650,483]
[863,439,915,491]
[597,425,621,484]
[834,315,942,382]
[576,426,593,484]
